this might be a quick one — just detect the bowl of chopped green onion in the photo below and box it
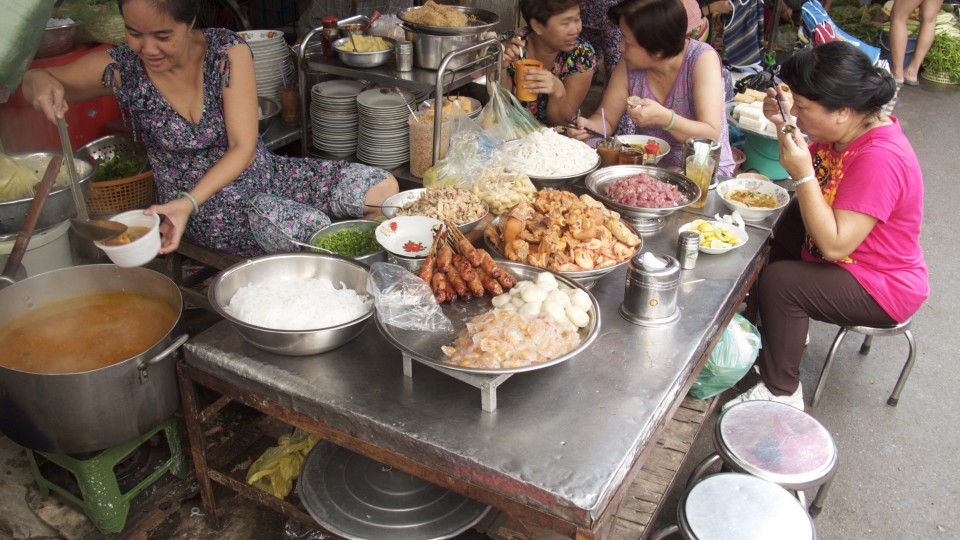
[308,219,386,265]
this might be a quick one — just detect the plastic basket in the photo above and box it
[75,134,156,217]
[920,70,959,85]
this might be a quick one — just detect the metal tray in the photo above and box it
[397,5,500,36]
[584,165,698,233]
[375,261,601,375]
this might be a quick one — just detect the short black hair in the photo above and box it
[779,41,897,115]
[117,0,200,26]
[609,0,686,58]
[520,0,583,27]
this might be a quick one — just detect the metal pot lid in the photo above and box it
[397,6,499,35]
[298,441,490,540]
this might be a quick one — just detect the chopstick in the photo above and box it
[560,122,605,139]
[774,93,796,134]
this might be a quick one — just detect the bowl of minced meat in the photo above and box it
[209,253,374,355]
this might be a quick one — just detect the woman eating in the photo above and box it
[568,0,734,174]
[23,0,398,257]
[500,0,597,126]
[725,42,929,411]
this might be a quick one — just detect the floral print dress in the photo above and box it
[500,27,597,124]
[104,28,389,256]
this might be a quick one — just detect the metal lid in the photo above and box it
[628,253,681,282]
[299,441,491,539]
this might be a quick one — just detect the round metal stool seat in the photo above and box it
[679,473,816,540]
[687,400,838,515]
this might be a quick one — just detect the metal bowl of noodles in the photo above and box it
[209,253,373,356]
[397,5,499,35]
[308,219,387,265]
[524,158,601,189]
[585,165,699,234]
[0,152,96,236]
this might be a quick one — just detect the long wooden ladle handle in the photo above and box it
[1,155,64,281]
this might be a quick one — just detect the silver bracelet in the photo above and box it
[791,175,817,189]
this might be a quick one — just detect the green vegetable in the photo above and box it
[310,227,380,257]
[924,32,960,83]
[90,154,143,182]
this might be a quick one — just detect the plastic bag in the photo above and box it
[246,428,320,499]
[369,14,405,42]
[422,112,498,188]
[479,81,542,143]
[367,262,454,332]
[689,313,762,400]
[0,152,39,202]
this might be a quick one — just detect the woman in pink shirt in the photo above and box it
[727,42,928,411]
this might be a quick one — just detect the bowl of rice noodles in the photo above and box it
[208,253,374,356]
[498,128,602,189]
[584,165,700,234]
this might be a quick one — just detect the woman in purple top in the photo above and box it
[569,0,734,175]
[23,0,398,257]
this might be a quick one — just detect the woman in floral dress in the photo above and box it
[24,0,398,257]
[500,0,597,126]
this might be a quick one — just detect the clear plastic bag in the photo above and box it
[367,262,454,332]
[368,13,405,42]
[422,112,498,189]
[246,428,320,499]
[479,81,542,143]
[689,313,762,400]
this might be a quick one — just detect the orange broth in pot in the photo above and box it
[0,292,179,374]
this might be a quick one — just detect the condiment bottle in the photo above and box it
[677,231,699,269]
[321,17,339,59]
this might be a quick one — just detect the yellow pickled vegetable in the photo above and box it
[337,35,390,52]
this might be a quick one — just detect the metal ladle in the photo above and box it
[56,117,129,242]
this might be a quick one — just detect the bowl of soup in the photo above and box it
[716,178,790,221]
[95,209,161,267]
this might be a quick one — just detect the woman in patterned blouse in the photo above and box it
[500,0,597,126]
[23,0,398,257]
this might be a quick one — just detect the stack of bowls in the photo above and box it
[240,30,295,102]
[310,80,366,157]
[356,87,416,170]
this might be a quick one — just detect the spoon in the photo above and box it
[55,117,129,242]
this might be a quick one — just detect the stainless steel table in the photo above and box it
[679,187,788,233]
[178,210,772,539]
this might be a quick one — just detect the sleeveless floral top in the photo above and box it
[104,28,388,256]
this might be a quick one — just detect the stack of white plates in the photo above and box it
[310,80,366,158]
[356,87,416,170]
[240,30,296,101]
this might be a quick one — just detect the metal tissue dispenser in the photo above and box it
[620,253,681,327]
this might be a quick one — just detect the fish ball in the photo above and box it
[546,289,570,306]
[543,301,566,323]
[519,301,542,318]
[565,305,590,328]
[568,289,592,311]
[520,284,548,303]
[511,294,527,307]
[535,272,559,290]
[491,294,512,308]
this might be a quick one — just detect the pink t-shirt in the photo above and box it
[801,117,928,322]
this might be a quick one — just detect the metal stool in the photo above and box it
[649,473,816,540]
[813,318,916,407]
[687,400,837,516]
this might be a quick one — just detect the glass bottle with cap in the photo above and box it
[321,17,339,59]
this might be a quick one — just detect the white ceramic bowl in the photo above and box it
[95,210,161,267]
[716,178,790,222]
[679,219,749,255]
[375,216,442,259]
[616,134,670,164]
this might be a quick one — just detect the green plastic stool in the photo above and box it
[26,416,187,534]
[741,130,789,181]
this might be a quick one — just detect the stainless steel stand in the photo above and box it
[401,353,513,412]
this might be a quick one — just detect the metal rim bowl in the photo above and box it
[258,96,281,134]
[208,253,374,356]
[482,218,641,289]
[36,21,79,58]
[715,178,790,222]
[380,188,489,234]
[397,6,500,35]
[0,152,96,237]
[524,157,601,190]
[375,260,600,375]
[584,165,700,234]
[333,36,395,68]
[307,219,387,265]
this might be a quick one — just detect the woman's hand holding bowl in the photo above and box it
[146,197,193,254]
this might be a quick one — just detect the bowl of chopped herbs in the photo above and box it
[308,219,386,265]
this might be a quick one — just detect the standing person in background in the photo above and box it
[25,0,398,257]
[567,0,735,175]
[725,42,928,410]
[500,0,597,126]
[580,0,623,82]
[889,0,945,86]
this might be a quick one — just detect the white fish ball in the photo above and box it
[519,301,542,318]
[544,302,567,323]
[535,272,559,290]
[511,294,527,307]
[520,284,548,303]
[499,302,517,312]
[568,289,592,311]
[491,294,512,308]
[565,305,590,328]
[546,289,571,306]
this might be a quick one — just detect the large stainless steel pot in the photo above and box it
[402,25,485,71]
[0,152,95,237]
[0,265,185,454]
